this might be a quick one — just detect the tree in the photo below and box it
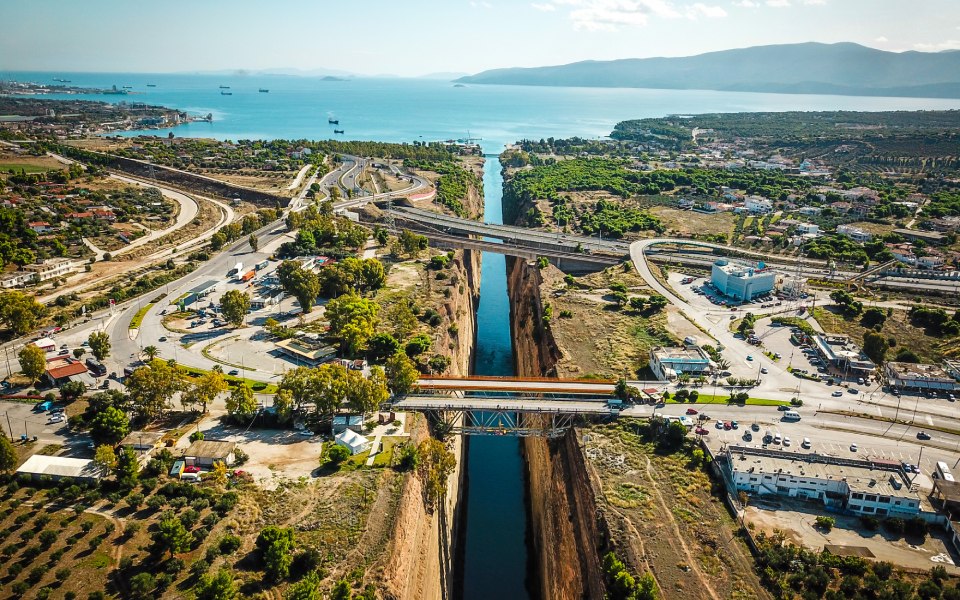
[115,446,139,487]
[211,462,228,487]
[327,443,350,465]
[629,297,646,311]
[72,347,85,359]
[18,344,46,383]
[647,295,668,312]
[142,345,159,361]
[862,330,889,365]
[417,438,456,510]
[153,512,192,557]
[248,234,259,252]
[256,526,294,582]
[0,433,15,472]
[195,569,237,600]
[129,573,156,600]
[89,405,130,446]
[126,361,182,419]
[88,331,111,361]
[277,261,320,313]
[385,296,418,339]
[405,333,432,357]
[59,380,86,402]
[861,307,887,329]
[286,571,323,600]
[366,333,400,363]
[326,293,379,355]
[385,352,419,396]
[182,369,227,413]
[220,290,251,328]
[273,389,294,425]
[347,366,389,417]
[330,581,352,600]
[226,384,257,420]
[0,291,46,335]
[210,231,227,251]
[92,445,117,472]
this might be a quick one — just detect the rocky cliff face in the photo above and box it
[507,256,605,600]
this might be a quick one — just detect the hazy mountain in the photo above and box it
[418,71,471,80]
[457,43,960,98]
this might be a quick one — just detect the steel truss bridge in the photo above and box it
[391,390,620,438]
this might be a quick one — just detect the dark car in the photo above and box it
[917,431,931,440]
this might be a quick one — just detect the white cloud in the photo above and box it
[914,39,960,51]
[766,0,790,6]
[801,0,826,4]
[470,1,493,7]
[531,2,557,10]
[874,36,888,43]
[731,0,758,6]
[686,3,727,18]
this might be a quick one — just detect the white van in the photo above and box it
[782,410,801,421]
[180,472,201,482]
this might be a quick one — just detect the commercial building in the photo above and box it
[44,357,95,387]
[885,362,959,392]
[723,446,920,517]
[710,259,776,301]
[275,338,337,366]
[649,346,712,381]
[812,334,876,378]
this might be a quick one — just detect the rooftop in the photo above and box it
[16,455,103,480]
[727,447,916,501]
[651,346,710,363]
[713,258,774,278]
[45,358,88,379]
[184,440,236,459]
[886,362,955,382]
[275,338,337,362]
[190,280,220,295]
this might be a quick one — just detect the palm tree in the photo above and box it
[142,345,159,361]
[716,358,730,371]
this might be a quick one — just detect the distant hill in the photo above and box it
[457,43,960,98]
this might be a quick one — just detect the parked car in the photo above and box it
[47,415,65,424]
[685,408,698,415]
[746,355,754,361]
[715,420,724,429]
[159,336,168,342]
[802,437,811,449]
[760,367,768,374]
[751,423,760,432]
[183,466,201,474]
[695,427,709,435]
[783,437,792,447]
[228,369,240,376]
[731,421,739,430]
[832,390,843,397]
[848,388,859,394]
[773,434,782,444]
[850,443,858,452]
[917,431,931,440]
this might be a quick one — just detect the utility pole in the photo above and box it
[4,412,12,438]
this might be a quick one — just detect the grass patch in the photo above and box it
[180,365,277,394]
[667,394,787,407]
[128,302,154,330]
[0,162,52,174]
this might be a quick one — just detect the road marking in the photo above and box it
[877,406,883,417]
[926,415,934,426]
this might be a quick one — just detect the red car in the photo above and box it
[686,408,698,415]
[695,427,709,435]
[183,466,201,474]
[723,422,732,430]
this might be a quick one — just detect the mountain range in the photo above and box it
[456,43,960,98]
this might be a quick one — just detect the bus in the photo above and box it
[936,461,955,482]
[255,259,270,271]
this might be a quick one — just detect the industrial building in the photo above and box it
[710,259,776,301]
[649,346,712,381]
[723,446,920,517]
[275,338,337,366]
[885,362,959,392]
[16,455,104,484]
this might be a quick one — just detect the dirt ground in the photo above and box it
[745,503,960,574]
[583,422,770,600]
[649,206,736,239]
[539,264,681,378]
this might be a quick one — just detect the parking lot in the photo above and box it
[0,399,89,454]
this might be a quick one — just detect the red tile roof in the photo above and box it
[46,360,88,379]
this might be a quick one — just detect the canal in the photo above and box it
[457,154,532,599]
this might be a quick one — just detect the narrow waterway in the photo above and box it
[458,155,531,599]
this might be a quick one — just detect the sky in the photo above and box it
[2,0,959,77]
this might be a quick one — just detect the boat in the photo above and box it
[220,91,233,96]
[122,86,132,89]
[259,88,269,93]
[333,129,344,134]
[146,84,156,87]
[328,118,339,124]
[219,85,230,89]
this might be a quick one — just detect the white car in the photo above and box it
[783,437,791,447]
[773,434,782,444]
[850,443,858,452]
[47,415,65,424]
[802,437,811,448]
[832,391,843,397]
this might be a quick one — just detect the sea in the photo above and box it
[3,71,959,154]
[5,71,959,599]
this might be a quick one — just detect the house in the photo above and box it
[28,221,54,234]
[795,223,820,235]
[744,196,773,214]
[919,253,946,269]
[33,337,57,353]
[23,258,77,283]
[183,440,236,468]
[797,206,822,217]
[44,357,94,387]
[16,455,104,484]
[275,338,336,366]
[887,244,916,266]
[836,224,872,243]
[830,201,853,213]
[119,431,165,454]
[333,415,364,434]
[0,271,33,289]
[335,429,371,456]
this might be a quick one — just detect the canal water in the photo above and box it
[458,155,531,599]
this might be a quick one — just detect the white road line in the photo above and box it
[926,415,934,426]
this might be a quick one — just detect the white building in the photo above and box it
[710,259,776,301]
[744,196,773,214]
[649,346,712,381]
[725,446,920,517]
[797,206,822,217]
[885,362,959,392]
[335,429,371,455]
[795,223,819,235]
[836,224,873,243]
[0,271,34,289]
[22,258,77,283]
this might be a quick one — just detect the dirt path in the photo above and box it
[643,455,722,600]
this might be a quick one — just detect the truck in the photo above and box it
[227,262,243,277]
[255,259,269,271]
[240,270,256,283]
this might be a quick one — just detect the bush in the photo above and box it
[189,431,205,442]
[219,534,242,555]
[861,515,879,531]
[815,516,835,531]
[327,444,351,465]
[906,516,928,539]
[884,517,905,536]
